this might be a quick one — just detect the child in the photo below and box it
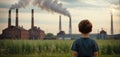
[71,20,99,57]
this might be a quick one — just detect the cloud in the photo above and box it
[0,0,19,8]
[62,0,120,18]
[61,0,119,9]
[0,0,18,4]
[106,0,120,5]
[0,3,11,8]
[106,0,120,10]
[61,0,79,3]
[61,0,107,9]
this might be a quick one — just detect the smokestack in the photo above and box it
[8,9,11,27]
[111,11,114,35]
[31,9,34,28]
[69,17,72,37]
[16,9,18,27]
[59,15,61,32]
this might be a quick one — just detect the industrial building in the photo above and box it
[29,9,45,40]
[57,15,65,38]
[99,29,107,39]
[1,9,45,39]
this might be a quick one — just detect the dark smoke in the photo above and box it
[10,0,71,17]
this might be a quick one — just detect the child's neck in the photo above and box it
[81,33,89,38]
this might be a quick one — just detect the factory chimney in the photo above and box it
[111,11,114,35]
[8,9,11,27]
[59,15,61,32]
[16,9,18,27]
[31,9,34,28]
[69,17,72,37]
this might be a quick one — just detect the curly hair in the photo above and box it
[78,20,92,34]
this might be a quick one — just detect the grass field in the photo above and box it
[0,39,120,57]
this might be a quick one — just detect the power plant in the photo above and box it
[57,15,65,38]
[0,9,120,40]
[57,15,72,38]
[1,8,72,39]
[1,9,45,39]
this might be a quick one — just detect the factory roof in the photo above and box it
[3,25,27,31]
[100,30,107,34]
[29,26,44,32]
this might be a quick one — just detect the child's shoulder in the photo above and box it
[89,38,97,44]
[73,38,81,43]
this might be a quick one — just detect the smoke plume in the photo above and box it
[10,0,71,17]
[10,0,31,9]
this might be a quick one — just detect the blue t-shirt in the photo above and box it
[71,37,99,57]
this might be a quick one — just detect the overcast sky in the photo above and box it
[0,0,120,35]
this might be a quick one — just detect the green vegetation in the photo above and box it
[0,40,120,57]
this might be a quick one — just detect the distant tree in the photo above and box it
[46,33,54,38]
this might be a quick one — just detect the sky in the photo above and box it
[0,0,120,35]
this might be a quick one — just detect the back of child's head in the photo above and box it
[78,19,92,34]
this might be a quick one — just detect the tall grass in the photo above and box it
[0,40,120,57]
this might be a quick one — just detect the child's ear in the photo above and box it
[78,28,81,32]
[90,28,92,32]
